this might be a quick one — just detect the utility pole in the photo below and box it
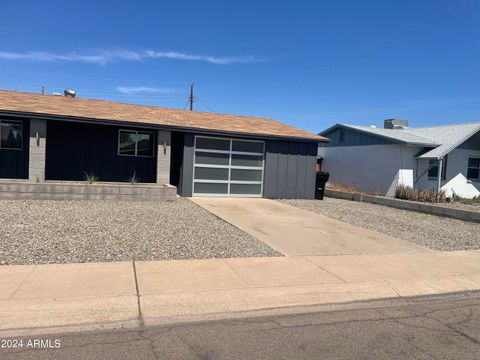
[189,83,194,111]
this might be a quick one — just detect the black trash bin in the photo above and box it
[315,172,330,200]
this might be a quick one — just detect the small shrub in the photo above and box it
[127,172,141,185]
[395,185,446,203]
[84,172,99,184]
[451,194,480,205]
[327,182,358,193]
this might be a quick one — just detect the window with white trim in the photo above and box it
[193,136,264,196]
[118,130,155,157]
[0,120,23,150]
[467,157,480,180]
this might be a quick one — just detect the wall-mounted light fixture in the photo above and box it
[163,141,167,154]
[36,132,40,146]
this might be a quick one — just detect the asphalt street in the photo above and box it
[2,291,480,359]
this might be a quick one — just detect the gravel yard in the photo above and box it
[0,199,280,265]
[280,198,480,251]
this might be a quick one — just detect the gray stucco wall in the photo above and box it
[178,133,317,199]
[319,144,421,195]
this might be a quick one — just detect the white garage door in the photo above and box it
[193,136,265,197]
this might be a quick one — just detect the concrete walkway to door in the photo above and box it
[191,198,428,256]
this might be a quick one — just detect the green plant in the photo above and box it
[395,185,446,203]
[34,176,40,183]
[84,172,99,184]
[451,194,480,205]
[127,172,141,185]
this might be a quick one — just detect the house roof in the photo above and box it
[320,122,480,159]
[0,90,326,142]
[404,122,480,159]
[321,124,439,146]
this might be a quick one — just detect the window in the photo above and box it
[193,136,265,196]
[468,157,480,180]
[0,120,23,149]
[428,156,447,180]
[118,130,154,157]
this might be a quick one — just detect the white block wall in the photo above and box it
[156,130,171,185]
[28,119,47,181]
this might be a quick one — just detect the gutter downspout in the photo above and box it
[437,158,443,192]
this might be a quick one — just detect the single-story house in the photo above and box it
[0,89,327,199]
[318,119,480,198]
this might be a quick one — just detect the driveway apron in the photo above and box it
[190,198,429,256]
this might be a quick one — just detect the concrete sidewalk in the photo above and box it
[2,251,480,337]
[191,198,427,256]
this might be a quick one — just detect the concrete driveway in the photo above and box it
[191,198,428,256]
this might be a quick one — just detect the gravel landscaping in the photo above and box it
[280,198,480,251]
[0,199,280,265]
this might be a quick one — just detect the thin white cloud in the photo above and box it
[143,51,259,65]
[116,86,177,94]
[0,49,262,65]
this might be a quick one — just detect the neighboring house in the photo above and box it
[0,89,327,199]
[318,119,480,198]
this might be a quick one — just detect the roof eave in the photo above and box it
[320,123,437,146]
[418,126,480,159]
[0,110,325,143]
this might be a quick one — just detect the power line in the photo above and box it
[196,96,217,113]
[224,0,472,101]
[183,98,190,110]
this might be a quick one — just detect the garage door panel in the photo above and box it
[232,140,264,153]
[195,152,230,166]
[230,184,262,195]
[231,154,263,167]
[193,136,264,197]
[194,182,229,194]
[194,167,229,181]
[196,137,230,151]
[230,169,262,182]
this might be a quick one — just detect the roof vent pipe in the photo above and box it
[64,89,76,98]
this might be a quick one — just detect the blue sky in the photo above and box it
[0,0,478,133]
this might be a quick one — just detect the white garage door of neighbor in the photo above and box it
[192,135,265,197]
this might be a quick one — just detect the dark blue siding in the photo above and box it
[320,127,392,147]
[458,130,480,150]
[45,121,157,183]
[0,117,29,179]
